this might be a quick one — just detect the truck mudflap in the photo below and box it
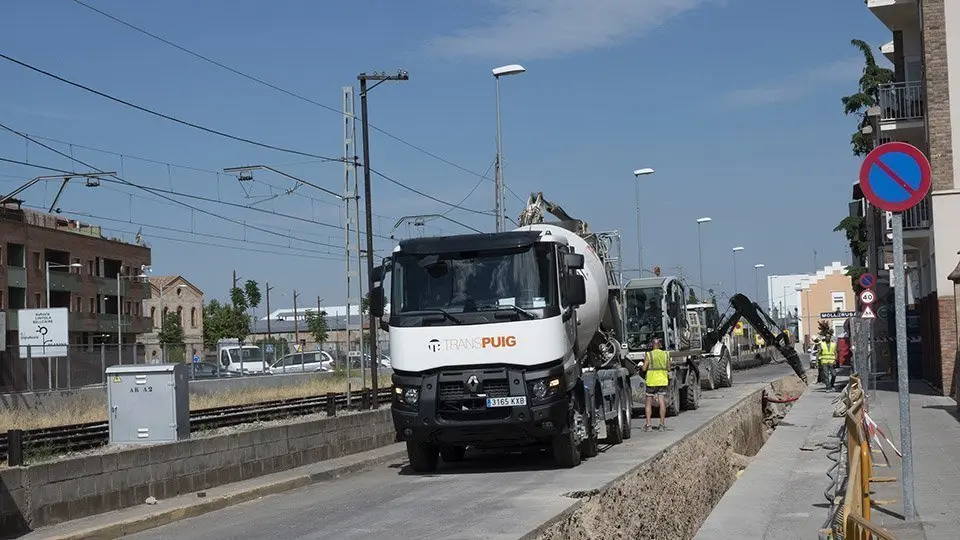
[391,361,575,448]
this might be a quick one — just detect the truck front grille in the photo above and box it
[438,380,510,401]
[437,379,513,421]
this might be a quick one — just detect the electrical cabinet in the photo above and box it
[105,363,190,444]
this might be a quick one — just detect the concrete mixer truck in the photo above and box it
[367,193,634,472]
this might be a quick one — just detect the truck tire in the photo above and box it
[622,384,633,440]
[665,380,681,417]
[682,371,701,411]
[406,440,439,473]
[553,429,581,468]
[580,387,600,458]
[440,445,466,463]
[605,393,624,444]
[713,348,733,388]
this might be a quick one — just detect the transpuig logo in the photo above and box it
[427,336,517,352]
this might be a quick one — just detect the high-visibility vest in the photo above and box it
[645,349,670,387]
[819,342,837,364]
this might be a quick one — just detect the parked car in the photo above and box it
[270,351,334,374]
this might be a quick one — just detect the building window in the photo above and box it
[177,306,183,325]
[32,252,41,270]
[0,290,4,309]
[33,293,41,308]
[190,307,196,327]
[6,243,24,267]
[87,260,94,275]
[89,297,95,313]
[71,258,81,273]
[151,306,157,327]
[831,292,845,312]
[125,300,131,315]
[73,296,81,312]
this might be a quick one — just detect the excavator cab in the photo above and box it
[686,303,722,351]
[622,276,689,353]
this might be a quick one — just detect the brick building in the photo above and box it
[0,203,152,390]
[855,0,960,396]
[140,275,204,363]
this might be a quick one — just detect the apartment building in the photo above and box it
[854,0,960,395]
[140,275,204,362]
[0,203,152,346]
[795,263,856,345]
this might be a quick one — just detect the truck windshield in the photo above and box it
[234,348,263,363]
[624,286,664,349]
[391,244,557,322]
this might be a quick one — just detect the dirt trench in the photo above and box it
[534,374,807,540]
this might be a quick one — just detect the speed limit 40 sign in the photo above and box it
[859,289,876,305]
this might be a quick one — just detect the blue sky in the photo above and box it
[1,0,893,310]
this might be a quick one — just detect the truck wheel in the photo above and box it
[665,381,681,417]
[440,445,466,463]
[605,394,624,444]
[580,389,600,458]
[682,371,701,411]
[406,440,439,473]
[552,429,581,468]
[621,385,633,440]
[713,349,733,388]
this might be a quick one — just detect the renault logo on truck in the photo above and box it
[427,336,518,352]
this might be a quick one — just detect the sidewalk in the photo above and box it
[694,374,844,539]
[696,373,960,539]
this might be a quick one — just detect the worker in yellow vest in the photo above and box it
[642,337,671,432]
[819,335,837,390]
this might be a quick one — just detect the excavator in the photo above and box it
[702,293,809,384]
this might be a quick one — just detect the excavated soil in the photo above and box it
[535,374,807,540]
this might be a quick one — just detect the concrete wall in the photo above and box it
[0,370,394,413]
[0,407,395,534]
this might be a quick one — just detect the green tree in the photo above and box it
[244,280,262,311]
[306,310,329,348]
[158,312,186,363]
[841,39,895,157]
[817,320,834,341]
[202,299,249,346]
[687,289,699,305]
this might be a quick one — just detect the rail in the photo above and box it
[820,375,899,540]
[1,387,393,464]
[878,81,924,122]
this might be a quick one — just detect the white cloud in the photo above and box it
[717,58,864,108]
[428,0,716,60]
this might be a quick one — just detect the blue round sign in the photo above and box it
[859,273,875,289]
[859,142,931,212]
[192,355,200,363]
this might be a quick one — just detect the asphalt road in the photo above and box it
[130,362,797,540]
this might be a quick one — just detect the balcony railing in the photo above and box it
[884,194,931,232]
[878,81,924,122]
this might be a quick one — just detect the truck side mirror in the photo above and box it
[369,285,385,317]
[566,276,587,306]
[370,257,392,283]
[564,253,585,270]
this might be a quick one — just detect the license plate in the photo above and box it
[486,396,527,408]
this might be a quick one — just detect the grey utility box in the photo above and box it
[106,363,190,444]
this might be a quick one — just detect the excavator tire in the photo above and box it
[701,357,718,391]
[713,347,733,388]
[681,370,701,411]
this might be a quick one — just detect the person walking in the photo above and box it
[642,336,670,431]
[819,334,838,390]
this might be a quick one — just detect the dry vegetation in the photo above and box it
[1,375,357,432]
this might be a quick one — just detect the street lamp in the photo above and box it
[117,268,148,364]
[796,282,811,345]
[493,63,526,232]
[631,168,655,275]
[695,217,712,299]
[731,246,744,292]
[753,264,765,303]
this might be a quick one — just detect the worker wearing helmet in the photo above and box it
[642,336,670,432]
[819,335,838,390]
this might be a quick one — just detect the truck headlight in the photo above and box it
[529,377,561,401]
[532,381,548,399]
[402,387,420,406]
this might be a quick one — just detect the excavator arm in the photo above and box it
[703,293,808,384]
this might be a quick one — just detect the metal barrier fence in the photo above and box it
[820,375,898,540]
[0,340,393,393]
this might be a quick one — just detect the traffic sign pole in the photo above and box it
[892,212,916,520]
[859,141,928,521]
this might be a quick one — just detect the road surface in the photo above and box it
[130,363,796,540]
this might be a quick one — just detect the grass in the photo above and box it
[0,374,366,432]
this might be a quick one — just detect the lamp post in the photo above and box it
[44,261,81,390]
[117,268,148,364]
[753,264,765,304]
[696,217,712,299]
[493,64,526,232]
[632,168,655,275]
[731,246,744,292]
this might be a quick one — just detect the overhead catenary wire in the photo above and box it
[0,52,345,163]
[68,0,527,204]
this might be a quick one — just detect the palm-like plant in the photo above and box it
[841,39,895,156]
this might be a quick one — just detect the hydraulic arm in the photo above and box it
[704,293,808,384]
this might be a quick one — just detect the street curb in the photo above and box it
[44,448,407,540]
[516,375,797,540]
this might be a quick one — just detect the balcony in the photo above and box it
[866,0,919,32]
[5,310,153,334]
[48,270,82,293]
[878,81,924,122]
[883,194,931,239]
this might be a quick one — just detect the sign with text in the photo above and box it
[18,308,69,358]
[820,311,857,319]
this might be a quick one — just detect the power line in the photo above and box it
[0,52,345,163]
[370,167,494,216]
[67,0,527,204]
[439,158,494,218]
[0,128,349,250]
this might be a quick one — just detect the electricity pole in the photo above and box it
[358,69,408,399]
[292,289,300,349]
[265,282,273,344]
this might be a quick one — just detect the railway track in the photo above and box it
[1,388,393,464]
